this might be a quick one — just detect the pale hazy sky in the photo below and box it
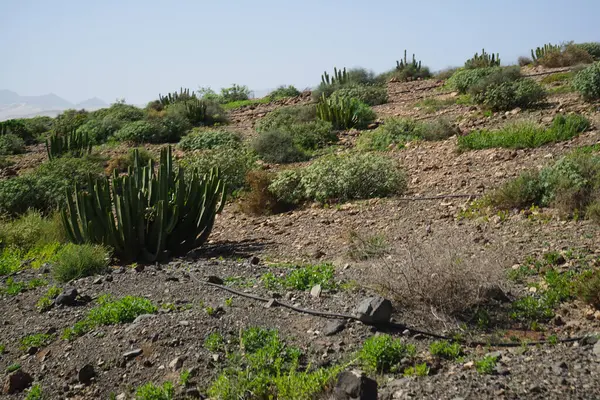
[1,0,598,105]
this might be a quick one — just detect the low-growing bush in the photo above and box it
[479,78,546,111]
[572,61,600,101]
[537,43,593,68]
[0,156,103,216]
[458,114,589,150]
[358,335,416,373]
[575,42,600,60]
[255,105,316,133]
[0,133,25,155]
[219,84,250,103]
[445,67,501,94]
[316,95,376,130]
[267,85,301,100]
[269,152,406,204]
[180,148,257,194]
[486,172,543,210]
[114,120,165,143]
[357,118,456,150]
[518,56,534,66]
[135,382,174,400]
[52,243,111,282]
[429,341,462,359]
[284,120,337,150]
[575,270,600,309]
[105,147,154,175]
[252,130,308,164]
[178,128,241,151]
[0,211,64,251]
[331,84,388,106]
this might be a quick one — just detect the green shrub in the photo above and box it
[573,62,600,101]
[105,147,154,175]
[114,120,164,143]
[181,148,257,194]
[481,79,546,111]
[575,42,600,60]
[255,105,316,133]
[0,156,103,216]
[178,128,241,151]
[541,72,573,84]
[0,133,25,155]
[331,84,388,106]
[261,263,337,291]
[164,99,227,127]
[0,211,64,251]
[358,335,416,373]
[487,172,543,210]
[135,382,174,400]
[204,332,225,352]
[267,85,301,100]
[537,43,593,68]
[20,333,54,350]
[219,84,251,103]
[63,295,157,339]
[429,341,462,359]
[252,131,308,164]
[284,120,337,151]
[357,118,456,151]
[446,67,501,93]
[458,114,589,150]
[52,243,110,282]
[269,152,406,204]
[475,355,497,374]
[36,285,62,311]
[0,247,22,275]
[464,49,500,69]
[52,109,89,135]
[24,384,43,400]
[575,270,600,308]
[313,67,382,100]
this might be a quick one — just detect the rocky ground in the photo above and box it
[1,66,600,399]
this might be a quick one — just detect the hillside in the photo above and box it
[1,49,600,399]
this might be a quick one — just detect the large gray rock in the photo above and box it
[354,297,392,324]
[334,370,377,400]
[55,288,78,306]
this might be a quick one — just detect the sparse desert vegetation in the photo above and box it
[1,39,600,400]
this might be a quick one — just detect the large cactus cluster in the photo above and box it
[396,50,422,71]
[316,93,359,130]
[465,49,501,69]
[158,88,197,107]
[531,43,561,63]
[46,130,92,160]
[61,146,226,262]
[321,67,349,86]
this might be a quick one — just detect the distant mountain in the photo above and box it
[0,90,108,121]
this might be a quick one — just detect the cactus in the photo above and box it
[531,43,561,63]
[464,49,501,69]
[321,67,349,86]
[316,93,359,130]
[61,146,226,262]
[396,50,422,71]
[158,88,197,107]
[183,99,208,125]
[46,130,92,160]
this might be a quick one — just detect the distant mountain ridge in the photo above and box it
[0,90,108,121]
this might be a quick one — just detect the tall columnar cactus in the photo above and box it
[464,49,501,69]
[46,130,92,160]
[321,67,349,86]
[316,93,359,130]
[61,146,226,262]
[531,43,561,63]
[183,99,208,125]
[396,50,422,71]
[158,88,197,107]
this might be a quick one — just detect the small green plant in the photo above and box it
[0,344,5,353]
[547,334,559,345]
[135,382,174,400]
[1,277,24,295]
[224,297,233,307]
[252,130,309,164]
[205,306,216,316]
[403,363,430,377]
[25,384,43,400]
[6,363,21,373]
[63,295,156,339]
[541,72,573,84]
[347,231,389,260]
[358,334,416,373]
[20,333,54,351]
[178,128,241,151]
[204,332,225,352]
[179,369,191,386]
[575,270,600,309]
[316,94,375,130]
[261,263,337,291]
[52,243,110,282]
[429,341,462,360]
[267,85,301,101]
[36,286,62,311]
[0,133,25,155]
[475,355,497,374]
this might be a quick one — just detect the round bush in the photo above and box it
[179,128,241,151]
[573,62,600,101]
[252,131,308,164]
[267,85,301,100]
[331,84,388,106]
[445,67,501,94]
[114,121,164,143]
[53,243,111,282]
[357,118,422,151]
[0,133,25,155]
[285,120,337,150]
[255,105,316,133]
[481,78,545,111]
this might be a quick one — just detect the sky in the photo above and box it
[0,0,598,105]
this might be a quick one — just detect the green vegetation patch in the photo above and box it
[20,333,55,351]
[429,341,462,360]
[63,295,157,340]
[135,382,174,400]
[358,334,416,373]
[261,263,338,291]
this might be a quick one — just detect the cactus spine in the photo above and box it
[46,130,92,160]
[61,146,226,262]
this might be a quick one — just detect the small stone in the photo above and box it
[123,349,143,360]
[132,314,154,324]
[3,370,33,394]
[78,364,96,385]
[354,297,392,324]
[169,356,185,371]
[310,284,322,298]
[93,277,103,285]
[179,320,190,326]
[485,351,502,361]
[324,320,346,336]
[55,288,78,306]
[206,276,223,285]
[333,369,377,400]
[116,394,126,400]
[552,361,568,376]
[593,341,600,357]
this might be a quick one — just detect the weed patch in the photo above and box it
[135,382,174,400]
[52,243,111,282]
[358,334,416,373]
[262,263,337,291]
[475,355,497,374]
[20,333,54,351]
[429,341,462,360]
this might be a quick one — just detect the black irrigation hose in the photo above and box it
[398,194,482,201]
[189,273,587,348]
